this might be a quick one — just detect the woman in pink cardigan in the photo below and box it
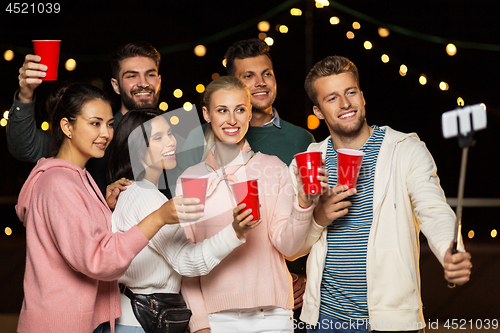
[178,76,327,333]
[15,82,202,333]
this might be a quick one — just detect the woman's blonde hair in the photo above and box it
[201,76,251,160]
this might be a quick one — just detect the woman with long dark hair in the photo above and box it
[106,109,257,332]
[15,82,201,333]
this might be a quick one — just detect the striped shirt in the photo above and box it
[320,125,386,322]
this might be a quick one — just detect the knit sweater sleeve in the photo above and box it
[266,160,315,257]
[115,181,245,277]
[180,225,211,332]
[150,223,244,277]
[38,169,148,281]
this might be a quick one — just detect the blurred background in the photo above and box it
[1,1,498,331]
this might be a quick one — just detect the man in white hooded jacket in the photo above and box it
[289,55,472,333]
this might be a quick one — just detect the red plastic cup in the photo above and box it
[230,179,260,223]
[294,152,322,195]
[180,176,208,213]
[32,40,61,81]
[337,148,365,189]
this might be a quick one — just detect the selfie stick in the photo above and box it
[441,104,487,288]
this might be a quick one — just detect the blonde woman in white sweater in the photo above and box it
[105,109,257,333]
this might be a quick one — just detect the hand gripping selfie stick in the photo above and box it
[441,104,487,288]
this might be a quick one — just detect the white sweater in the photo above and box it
[112,179,244,327]
[289,126,461,330]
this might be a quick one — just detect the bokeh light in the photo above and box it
[173,89,183,98]
[196,84,205,93]
[5,227,12,236]
[307,114,320,130]
[352,22,361,29]
[65,59,77,71]
[170,116,179,125]
[278,25,289,33]
[183,102,193,111]
[330,16,340,25]
[264,37,274,46]
[399,64,408,76]
[363,41,373,50]
[194,45,206,57]
[0,118,7,127]
[457,97,465,106]
[439,81,449,91]
[4,50,14,61]
[378,27,390,37]
[381,54,390,63]
[3,111,9,119]
[159,102,168,111]
[419,75,427,85]
[290,8,302,16]
[346,31,355,39]
[258,21,270,32]
[446,43,457,56]
[41,121,50,131]
[491,229,497,238]
[468,230,475,239]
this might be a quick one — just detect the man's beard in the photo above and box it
[121,86,161,111]
[330,114,366,139]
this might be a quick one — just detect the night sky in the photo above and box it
[1,0,499,241]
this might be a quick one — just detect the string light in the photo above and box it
[41,121,49,131]
[65,59,77,71]
[307,115,320,130]
[330,16,340,25]
[492,229,498,238]
[419,75,427,85]
[278,25,289,33]
[439,82,449,91]
[363,41,373,50]
[3,111,9,119]
[381,54,390,63]
[352,22,361,29]
[173,89,183,98]
[212,73,220,80]
[346,31,355,39]
[468,230,475,239]
[170,116,179,125]
[264,37,274,46]
[446,43,457,56]
[258,32,267,40]
[183,102,193,111]
[258,21,270,32]
[0,118,7,127]
[378,27,390,37]
[457,97,465,106]
[399,64,408,76]
[4,227,12,236]
[159,102,168,111]
[196,84,205,93]
[290,8,302,16]
[4,50,14,61]
[194,45,207,57]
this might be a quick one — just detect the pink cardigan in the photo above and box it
[179,153,314,332]
[16,158,149,333]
